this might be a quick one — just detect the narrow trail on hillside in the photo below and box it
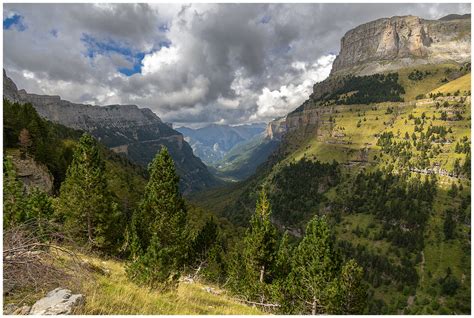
[420,251,425,283]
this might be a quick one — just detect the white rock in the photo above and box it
[29,288,84,315]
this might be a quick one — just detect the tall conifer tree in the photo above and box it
[288,216,366,314]
[3,157,27,227]
[289,216,340,314]
[239,189,278,301]
[127,147,187,289]
[57,133,120,249]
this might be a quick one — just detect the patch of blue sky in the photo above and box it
[81,33,172,76]
[3,13,27,31]
[50,29,58,38]
[118,52,145,76]
[81,33,142,75]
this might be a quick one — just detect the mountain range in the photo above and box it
[2,12,472,314]
[176,123,266,165]
[3,70,217,193]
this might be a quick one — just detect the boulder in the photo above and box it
[14,306,31,315]
[29,288,84,315]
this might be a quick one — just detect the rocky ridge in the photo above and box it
[265,99,333,140]
[265,14,471,141]
[3,70,217,193]
[331,15,471,76]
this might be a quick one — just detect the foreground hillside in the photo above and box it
[4,246,261,315]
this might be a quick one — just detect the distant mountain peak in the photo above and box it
[176,123,266,165]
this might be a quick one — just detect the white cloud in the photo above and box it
[157,75,210,107]
[141,46,180,75]
[254,54,335,121]
[217,96,240,109]
[3,3,470,126]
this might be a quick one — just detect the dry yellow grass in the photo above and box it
[77,255,262,315]
[430,73,471,95]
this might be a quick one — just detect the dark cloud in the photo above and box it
[3,3,471,126]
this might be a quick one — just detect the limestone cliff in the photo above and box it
[265,99,333,140]
[331,15,471,76]
[265,117,287,140]
[3,71,218,193]
[273,14,471,141]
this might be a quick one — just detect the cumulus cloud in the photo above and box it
[141,46,180,75]
[253,54,335,121]
[3,3,471,126]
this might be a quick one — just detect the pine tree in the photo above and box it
[26,188,55,236]
[190,217,219,267]
[463,153,471,178]
[127,146,187,290]
[329,259,366,314]
[287,216,367,314]
[288,216,340,314]
[56,133,120,249]
[26,188,54,221]
[274,231,292,280]
[443,209,456,240]
[245,189,278,301]
[272,231,295,313]
[3,157,27,227]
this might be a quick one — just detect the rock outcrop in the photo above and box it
[331,15,471,76]
[265,99,333,140]
[3,71,218,193]
[9,155,54,194]
[4,304,31,315]
[265,117,287,140]
[29,288,84,315]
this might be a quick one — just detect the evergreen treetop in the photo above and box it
[127,146,188,290]
[57,133,120,250]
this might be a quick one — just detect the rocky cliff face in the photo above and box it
[265,99,333,140]
[265,117,287,141]
[331,15,471,76]
[274,14,471,141]
[3,70,217,193]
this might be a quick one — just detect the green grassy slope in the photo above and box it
[192,64,471,314]
[430,73,471,95]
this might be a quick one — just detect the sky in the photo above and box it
[3,3,471,127]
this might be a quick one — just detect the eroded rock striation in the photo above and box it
[331,15,471,76]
